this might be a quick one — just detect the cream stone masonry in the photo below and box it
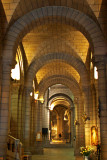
[0,1,107,160]
[94,55,107,160]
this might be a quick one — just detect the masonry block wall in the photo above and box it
[49,85,74,100]
[42,90,50,146]
[10,82,24,142]
[0,1,107,159]
[0,1,6,107]
[30,99,37,152]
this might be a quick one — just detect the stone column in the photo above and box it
[42,91,50,146]
[60,113,63,135]
[74,97,85,155]
[31,100,38,154]
[23,87,32,154]
[57,114,60,138]
[0,61,11,159]
[34,101,43,154]
[83,86,93,146]
[94,55,107,160]
[71,107,74,146]
[74,99,79,155]
[36,101,43,133]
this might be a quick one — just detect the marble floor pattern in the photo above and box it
[32,148,83,160]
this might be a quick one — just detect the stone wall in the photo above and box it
[10,82,24,142]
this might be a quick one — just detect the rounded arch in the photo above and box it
[48,93,74,109]
[38,74,79,88]
[50,100,73,111]
[38,75,82,100]
[26,52,89,88]
[3,6,107,63]
[48,93,73,103]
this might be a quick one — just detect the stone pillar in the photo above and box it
[94,55,107,160]
[36,101,43,133]
[71,107,74,146]
[57,114,60,138]
[60,113,63,135]
[42,91,50,146]
[91,84,97,126]
[31,100,38,154]
[83,86,93,146]
[34,101,43,154]
[23,87,32,154]
[0,61,11,159]
[74,97,85,155]
[30,97,37,153]
[74,99,78,155]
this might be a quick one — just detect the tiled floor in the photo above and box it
[32,148,83,160]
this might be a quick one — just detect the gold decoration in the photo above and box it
[82,112,90,124]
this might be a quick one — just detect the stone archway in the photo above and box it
[3,6,106,62]
[0,6,107,158]
[36,76,85,155]
[26,52,89,88]
[38,75,81,100]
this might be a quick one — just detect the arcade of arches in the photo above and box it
[0,0,107,160]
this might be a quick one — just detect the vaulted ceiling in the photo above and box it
[1,0,103,23]
[1,0,107,100]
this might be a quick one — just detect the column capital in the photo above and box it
[2,59,17,70]
[2,59,11,67]
[92,55,107,70]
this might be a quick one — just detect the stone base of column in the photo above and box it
[31,142,44,155]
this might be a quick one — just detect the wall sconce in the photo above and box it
[34,92,39,100]
[74,120,80,126]
[30,92,44,103]
[34,92,44,103]
[91,126,98,146]
[82,112,90,124]
[30,92,33,96]
[39,99,44,104]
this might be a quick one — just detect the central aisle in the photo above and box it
[32,148,83,160]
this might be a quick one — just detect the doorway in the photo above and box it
[50,105,71,144]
